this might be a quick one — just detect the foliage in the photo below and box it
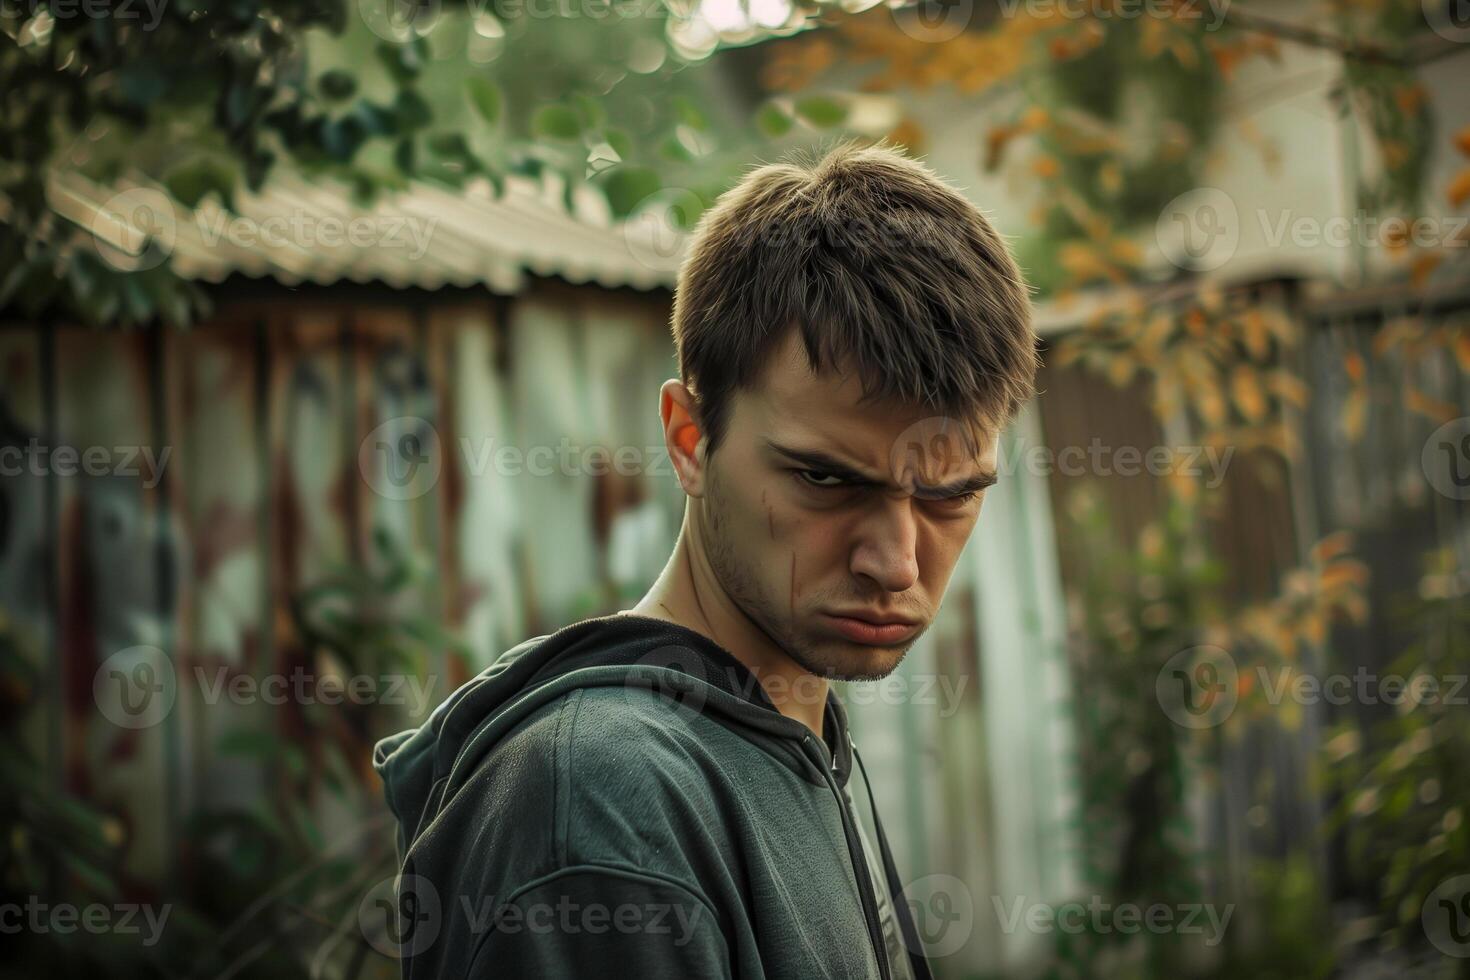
[765,0,1464,298]
[1323,547,1470,966]
[1051,285,1307,460]
[0,528,456,979]
[1048,489,1223,977]
[1050,474,1372,977]
[0,0,758,327]
[180,526,460,978]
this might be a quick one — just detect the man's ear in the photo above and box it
[660,379,706,497]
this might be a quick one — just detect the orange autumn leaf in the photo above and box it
[1267,371,1310,408]
[1320,559,1370,592]
[1381,219,1410,251]
[1108,238,1144,267]
[1382,141,1410,170]
[1231,366,1268,421]
[1456,331,1470,373]
[1142,311,1174,350]
[1241,309,1270,359]
[1343,350,1366,383]
[984,124,1021,172]
[1395,85,1426,117]
[1405,388,1461,424]
[1107,355,1136,387]
[1237,671,1256,698]
[1185,308,1209,338]
[1310,530,1355,564]
[1140,17,1168,58]
[1058,241,1116,283]
[1049,36,1083,61]
[1033,155,1061,178]
[1195,380,1227,427]
[888,118,926,155]
[1449,168,1470,209]
[1411,253,1443,288]
[1455,125,1470,158]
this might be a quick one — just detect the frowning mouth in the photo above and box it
[820,610,921,646]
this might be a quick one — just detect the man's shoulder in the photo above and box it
[495,682,722,787]
[459,685,738,881]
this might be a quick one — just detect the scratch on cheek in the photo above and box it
[789,550,798,617]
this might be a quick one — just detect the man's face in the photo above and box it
[695,329,999,681]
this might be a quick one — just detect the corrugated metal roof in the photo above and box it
[44,168,688,294]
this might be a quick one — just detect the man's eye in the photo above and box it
[796,469,847,488]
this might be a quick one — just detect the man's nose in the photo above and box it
[849,497,920,593]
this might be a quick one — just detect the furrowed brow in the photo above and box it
[763,441,881,485]
[917,470,998,498]
[765,439,996,497]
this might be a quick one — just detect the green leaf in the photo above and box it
[603,127,633,160]
[351,100,396,137]
[673,94,709,132]
[532,104,582,141]
[795,96,847,129]
[244,148,274,191]
[165,160,235,209]
[428,133,470,158]
[322,116,367,162]
[394,137,416,174]
[599,166,660,218]
[122,275,152,324]
[466,78,502,124]
[67,252,101,304]
[756,103,793,138]
[393,89,432,131]
[375,39,426,83]
[570,92,605,129]
[318,70,357,101]
[659,135,694,164]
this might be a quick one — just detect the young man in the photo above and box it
[373,142,1038,978]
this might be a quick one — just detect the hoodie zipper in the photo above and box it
[803,733,892,980]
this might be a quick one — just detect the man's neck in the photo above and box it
[622,514,828,740]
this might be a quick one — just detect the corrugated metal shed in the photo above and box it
[44,168,688,294]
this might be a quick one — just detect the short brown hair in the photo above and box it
[670,140,1038,456]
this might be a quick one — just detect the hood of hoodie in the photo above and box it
[372,613,857,857]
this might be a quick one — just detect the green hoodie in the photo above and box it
[372,613,935,979]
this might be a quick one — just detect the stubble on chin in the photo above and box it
[702,465,917,683]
